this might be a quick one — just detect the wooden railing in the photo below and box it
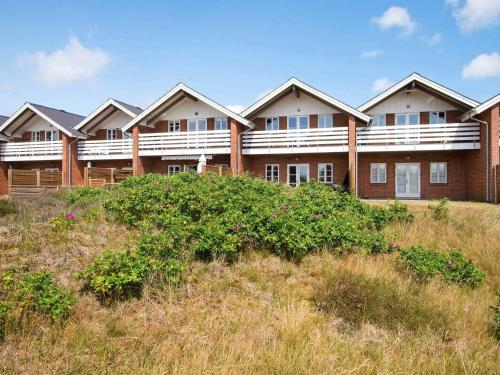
[356,123,480,152]
[242,127,349,154]
[0,141,62,161]
[78,139,133,160]
[139,130,231,156]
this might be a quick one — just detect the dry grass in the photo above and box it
[0,196,499,374]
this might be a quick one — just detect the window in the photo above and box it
[31,131,42,142]
[168,165,181,175]
[184,165,197,172]
[215,117,228,130]
[396,113,419,125]
[318,114,333,128]
[45,130,59,141]
[106,129,117,140]
[265,117,279,131]
[370,163,387,183]
[430,162,447,184]
[371,114,386,127]
[188,118,207,132]
[45,168,60,172]
[123,132,132,139]
[265,164,279,182]
[214,164,229,168]
[168,120,180,132]
[287,164,309,186]
[430,112,446,124]
[287,116,309,130]
[318,163,333,184]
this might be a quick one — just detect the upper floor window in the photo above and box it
[287,116,309,130]
[318,114,333,128]
[430,162,447,184]
[215,117,228,130]
[372,114,386,127]
[430,112,446,124]
[265,117,279,131]
[318,163,333,184]
[396,113,419,126]
[31,131,42,142]
[45,130,59,141]
[169,120,180,132]
[123,132,132,139]
[188,118,207,132]
[106,129,117,140]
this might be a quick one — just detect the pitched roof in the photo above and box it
[461,93,500,121]
[358,73,479,112]
[241,77,371,123]
[75,98,143,131]
[0,103,86,138]
[122,83,252,132]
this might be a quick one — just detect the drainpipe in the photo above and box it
[237,126,253,175]
[469,117,489,201]
[68,136,84,187]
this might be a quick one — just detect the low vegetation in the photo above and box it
[0,174,499,374]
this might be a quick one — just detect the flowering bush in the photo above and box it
[51,212,75,231]
[399,246,485,287]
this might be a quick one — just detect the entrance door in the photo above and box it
[395,163,420,198]
[288,164,309,186]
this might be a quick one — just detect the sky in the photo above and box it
[0,0,499,117]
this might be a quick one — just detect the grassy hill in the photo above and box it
[0,174,499,374]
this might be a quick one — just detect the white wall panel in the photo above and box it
[158,97,225,120]
[258,91,340,117]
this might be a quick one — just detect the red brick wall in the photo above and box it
[140,155,230,174]
[386,113,395,126]
[245,153,348,185]
[358,151,469,200]
[420,112,429,124]
[310,114,318,129]
[333,113,348,127]
[0,161,8,196]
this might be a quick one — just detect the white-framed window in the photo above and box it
[370,163,387,184]
[168,120,180,132]
[287,116,309,130]
[31,131,42,142]
[123,131,132,139]
[265,164,279,182]
[396,113,419,126]
[318,114,333,128]
[188,118,207,132]
[45,130,59,142]
[214,164,229,168]
[265,117,279,131]
[168,165,181,175]
[184,165,197,172]
[371,114,386,127]
[430,162,447,184]
[318,163,333,184]
[106,129,117,140]
[215,117,228,130]
[430,112,446,124]
[287,164,309,186]
[45,168,60,172]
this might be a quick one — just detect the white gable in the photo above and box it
[367,89,459,115]
[89,111,133,133]
[258,91,340,118]
[158,97,226,121]
[12,115,54,136]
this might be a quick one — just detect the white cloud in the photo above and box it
[447,0,500,33]
[226,104,245,114]
[361,49,384,59]
[371,6,416,35]
[372,78,393,93]
[19,37,110,87]
[426,33,442,46]
[462,52,500,79]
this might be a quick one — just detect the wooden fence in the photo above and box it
[201,165,237,176]
[8,169,64,196]
[85,167,133,187]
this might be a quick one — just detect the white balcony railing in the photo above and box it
[0,141,62,161]
[242,127,349,154]
[139,130,231,156]
[356,123,480,152]
[78,139,133,160]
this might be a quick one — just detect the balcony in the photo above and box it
[356,123,480,152]
[242,127,348,155]
[0,141,62,161]
[78,139,133,160]
[138,130,231,156]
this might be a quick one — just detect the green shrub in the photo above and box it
[0,301,9,339]
[0,199,15,217]
[428,198,449,220]
[66,186,109,205]
[492,292,500,340]
[50,212,75,231]
[16,271,75,321]
[399,246,485,287]
[313,269,450,333]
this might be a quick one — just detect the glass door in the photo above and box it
[395,163,420,198]
[288,164,309,186]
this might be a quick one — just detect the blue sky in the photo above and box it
[0,0,499,117]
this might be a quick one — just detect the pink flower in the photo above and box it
[231,225,241,232]
[447,259,454,265]
[65,213,74,220]
[281,205,288,210]
[271,212,277,218]
[388,242,400,249]
[313,213,322,219]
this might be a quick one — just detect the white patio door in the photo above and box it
[395,163,420,198]
[288,164,309,186]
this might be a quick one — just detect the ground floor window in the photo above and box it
[184,165,197,172]
[318,163,333,183]
[430,162,447,184]
[265,164,279,182]
[287,164,309,186]
[45,168,60,172]
[168,165,181,175]
[370,163,386,183]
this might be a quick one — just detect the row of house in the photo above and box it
[0,73,499,201]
